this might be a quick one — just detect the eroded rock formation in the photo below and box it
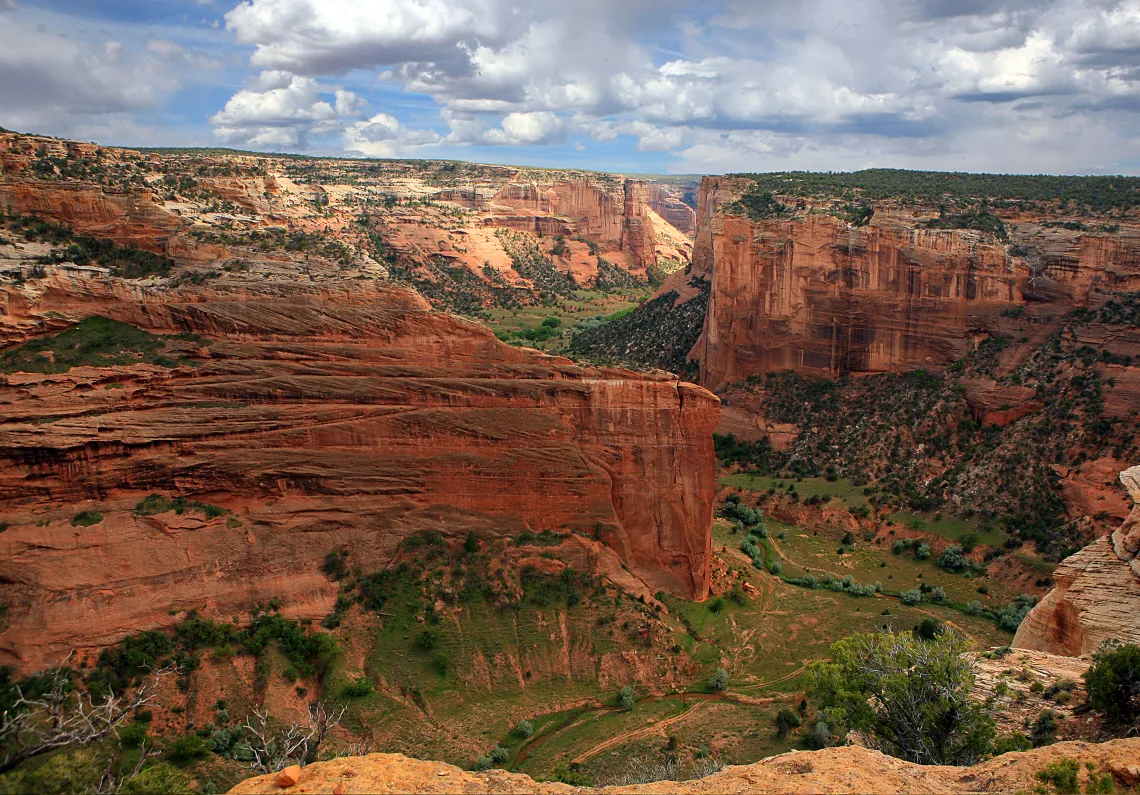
[227,740,1140,794]
[693,177,1140,389]
[1014,466,1140,655]
[0,284,718,672]
[488,178,658,270]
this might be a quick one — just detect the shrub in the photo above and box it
[167,734,208,762]
[417,630,440,650]
[899,589,923,606]
[1084,642,1140,724]
[916,618,945,640]
[515,719,534,739]
[708,668,728,692]
[118,721,147,749]
[767,559,782,576]
[915,544,932,561]
[965,600,984,616]
[993,732,1032,754]
[619,685,635,711]
[71,511,103,527]
[1030,709,1058,747]
[472,755,492,771]
[995,594,1038,632]
[937,544,970,573]
[344,676,373,698]
[1035,758,1079,794]
[804,721,831,750]
[321,550,348,580]
[805,630,995,765]
[774,708,802,738]
[708,597,726,614]
[929,586,947,603]
[119,763,194,795]
[490,745,509,764]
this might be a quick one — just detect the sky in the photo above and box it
[4,0,1140,174]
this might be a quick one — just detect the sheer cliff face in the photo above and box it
[0,285,718,672]
[694,177,1140,389]
[490,179,658,270]
[1014,467,1140,656]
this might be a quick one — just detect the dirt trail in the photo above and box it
[571,701,708,764]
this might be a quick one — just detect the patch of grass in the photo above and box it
[720,474,869,509]
[71,511,103,527]
[134,494,229,520]
[888,511,1005,547]
[0,317,194,374]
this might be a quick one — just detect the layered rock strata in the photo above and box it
[0,284,718,672]
[1014,466,1140,655]
[693,177,1140,389]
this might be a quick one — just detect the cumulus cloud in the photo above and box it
[205,0,1140,170]
[344,113,441,156]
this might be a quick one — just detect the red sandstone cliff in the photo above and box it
[0,284,718,673]
[693,177,1140,389]
[1014,466,1140,655]
[488,178,658,270]
[648,183,696,236]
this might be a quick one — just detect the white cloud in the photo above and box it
[344,112,441,156]
[205,0,1140,171]
[210,71,340,147]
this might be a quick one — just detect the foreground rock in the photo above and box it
[0,283,718,672]
[228,740,1140,794]
[1015,466,1140,655]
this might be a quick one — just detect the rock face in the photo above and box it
[489,178,658,270]
[693,177,1140,389]
[1014,466,1140,655]
[0,284,718,672]
[227,740,1140,795]
[647,184,696,235]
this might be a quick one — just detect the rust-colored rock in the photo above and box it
[228,740,1140,794]
[274,766,302,788]
[0,283,718,673]
[693,177,1140,389]
[1014,465,1140,655]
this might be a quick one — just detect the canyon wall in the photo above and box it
[693,177,1140,389]
[489,178,658,269]
[0,284,718,672]
[1014,466,1140,655]
[648,184,697,235]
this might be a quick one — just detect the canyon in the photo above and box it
[691,177,1140,389]
[0,280,718,673]
[4,130,1140,793]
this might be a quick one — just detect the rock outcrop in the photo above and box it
[489,178,658,270]
[648,184,696,236]
[1014,466,1140,655]
[0,284,718,672]
[228,740,1140,794]
[693,177,1140,389]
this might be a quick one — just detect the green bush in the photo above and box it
[708,668,728,692]
[514,719,534,739]
[805,630,994,765]
[119,763,194,795]
[1031,709,1058,747]
[1035,758,1079,794]
[619,685,635,711]
[993,732,1032,754]
[71,511,103,527]
[1084,642,1140,725]
[167,734,208,762]
[774,708,802,738]
[936,544,970,573]
[344,676,373,698]
[899,589,923,606]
